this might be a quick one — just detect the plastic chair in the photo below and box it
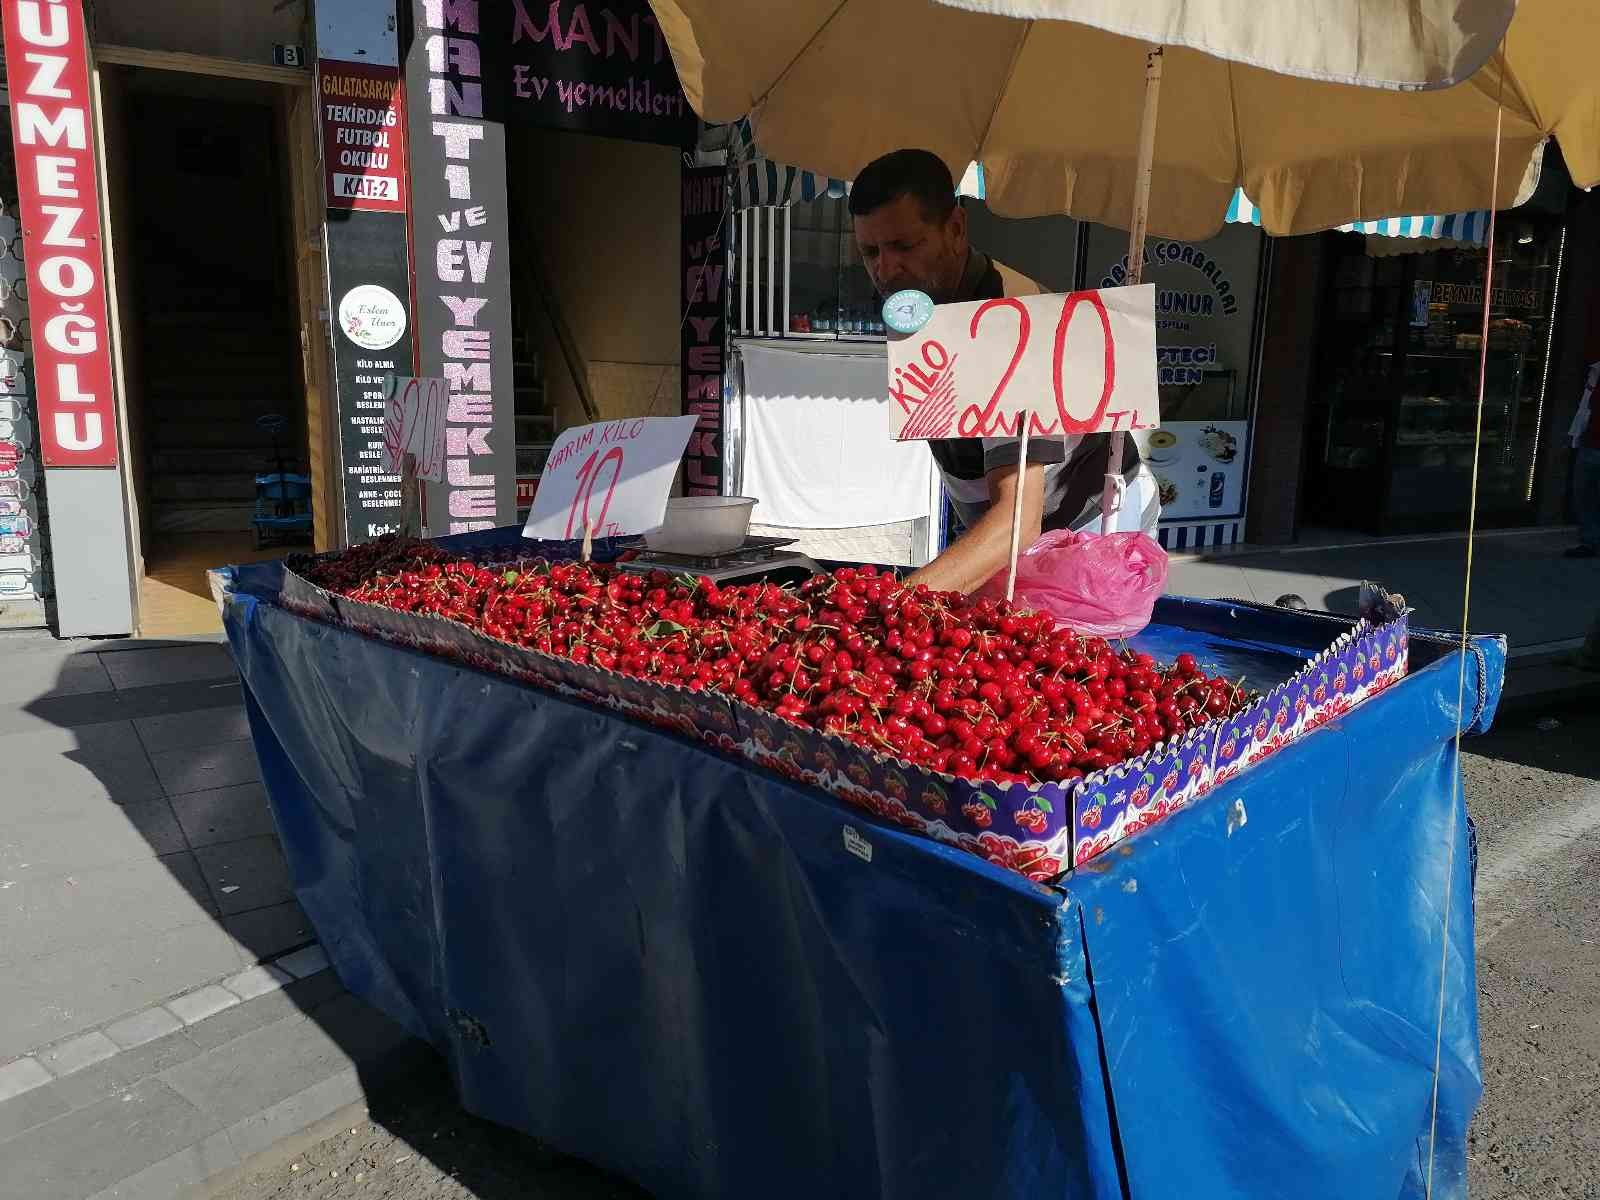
[251,414,314,548]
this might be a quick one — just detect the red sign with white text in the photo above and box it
[2,0,119,467]
[887,284,1159,441]
[319,59,408,213]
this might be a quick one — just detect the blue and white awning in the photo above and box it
[1226,190,1490,245]
[729,120,847,209]
[729,120,986,209]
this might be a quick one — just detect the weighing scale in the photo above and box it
[615,536,824,588]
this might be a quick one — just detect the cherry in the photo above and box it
[305,544,1256,789]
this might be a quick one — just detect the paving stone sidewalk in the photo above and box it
[1168,525,1600,654]
[0,630,429,1200]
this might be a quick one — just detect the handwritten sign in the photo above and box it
[887,284,1159,440]
[522,415,696,541]
[382,376,447,483]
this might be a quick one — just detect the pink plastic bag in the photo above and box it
[976,529,1168,638]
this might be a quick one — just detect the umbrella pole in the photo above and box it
[1102,45,1164,535]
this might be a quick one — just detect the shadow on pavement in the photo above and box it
[1,631,649,1199]
[1464,698,1600,783]
[208,1057,649,1200]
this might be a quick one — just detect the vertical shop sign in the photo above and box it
[320,60,409,213]
[407,0,516,531]
[317,0,419,543]
[2,0,117,469]
[681,165,725,495]
[326,214,417,540]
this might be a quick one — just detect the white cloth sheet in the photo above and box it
[739,344,937,529]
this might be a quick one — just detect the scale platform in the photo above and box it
[616,536,824,587]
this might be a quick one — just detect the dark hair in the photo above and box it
[848,149,957,223]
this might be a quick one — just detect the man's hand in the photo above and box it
[903,460,1046,594]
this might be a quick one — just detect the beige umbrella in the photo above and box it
[657,6,1524,1189]
[647,0,1582,241]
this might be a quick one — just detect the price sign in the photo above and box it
[522,415,696,541]
[887,284,1159,440]
[382,376,447,483]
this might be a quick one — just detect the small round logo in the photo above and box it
[882,289,934,335]
[338,284,407,351]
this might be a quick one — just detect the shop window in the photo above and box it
[731,195,883,339]
[1310,220,1564,534]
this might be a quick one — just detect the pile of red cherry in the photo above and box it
[297,537,1254,785]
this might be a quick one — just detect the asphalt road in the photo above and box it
[1464,698,1600,1199]
[208,700,1600,1200]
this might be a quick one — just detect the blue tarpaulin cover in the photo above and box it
[222,548,1503,1200]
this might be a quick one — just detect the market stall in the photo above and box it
[220,4,1587,1197]
[217,521,1499,1199]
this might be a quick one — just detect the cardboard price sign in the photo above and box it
[888,284,1159,440]
[522,416,697,541]
[382,376,447,483]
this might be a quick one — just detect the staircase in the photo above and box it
[140,281,303,535]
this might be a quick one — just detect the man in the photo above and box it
[849,149,1158,594]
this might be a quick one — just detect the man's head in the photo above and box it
[849,149,968,302]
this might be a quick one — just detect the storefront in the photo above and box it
[2,0,700,636]
[1302,214,1566,534]
[3,0,329,636]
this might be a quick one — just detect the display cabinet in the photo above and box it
[1310,222,1561,533]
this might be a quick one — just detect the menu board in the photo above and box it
[1084,223,1264,523]
[1132,420,1248,522]
[326,211,416,542]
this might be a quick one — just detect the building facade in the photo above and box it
[1,0,695,636]
[2,1,1592,641]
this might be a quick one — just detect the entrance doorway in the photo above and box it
[96,65,321,635]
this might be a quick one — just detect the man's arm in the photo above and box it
[903,460,1047,594]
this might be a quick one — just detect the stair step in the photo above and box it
[153,422,291,448]
[150,476,260,502]
[151,501,258,534]
[143,369,297,388]
[151,449,279,474]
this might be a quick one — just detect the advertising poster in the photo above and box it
[1086,223,1264,524]
[320,59,408,213]
[1132,420,1248,522]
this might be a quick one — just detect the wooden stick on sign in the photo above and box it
[581,519,596,563]
[1005,412,1031,603]
[398,452,421,538]
[1102,44,1164,535]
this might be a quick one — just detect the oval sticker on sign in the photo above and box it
[842,826,873,863]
